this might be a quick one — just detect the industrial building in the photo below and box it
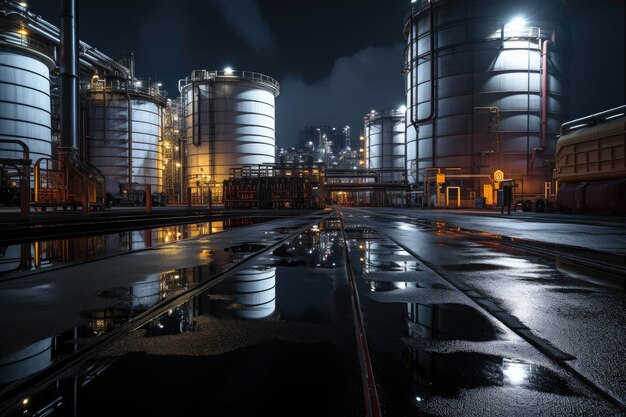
[0,0,625,416]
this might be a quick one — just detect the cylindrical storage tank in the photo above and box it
[85,80,165,195]
[0,30,56,173]
[404,0,570,197]
[182,70,280,201]
[364,107,406,183]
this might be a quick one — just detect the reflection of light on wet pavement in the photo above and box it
[487,256,533,269]
[502,358,532,385]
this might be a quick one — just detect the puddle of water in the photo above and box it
[51,341,362,417]
[267,259,307,268]
[0,218,367,416]
[364,281,449,292]
[400,352,577,402]
[146,304,195,336]
[406,303,499,342]
[204,266,278,320]
[0,218,274,278]
[441,263,509,272]
[0,266,199,389]
[224,243,267,253]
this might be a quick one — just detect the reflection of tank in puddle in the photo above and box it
[400,303,568,401]
[405,303,499,342]
[147,304,195,336]
[224,243,267,263]
[360,240,419,274]
[0,323,112,389]
[203,266,277,320]
[400,348,571,402]
[0,234,112,275]
[85,268,195,334]
[0,338,52,386]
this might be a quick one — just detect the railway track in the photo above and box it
[0,213,330,416]
[337,208,626,413]
[2,209,624,415]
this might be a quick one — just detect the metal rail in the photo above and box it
[342,208,626,412]
[337,209,382,417]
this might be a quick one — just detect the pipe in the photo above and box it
[126,92,133,188]
[531,33,554,167]
[59,0,79,156]
[408,0,436,131]
[560,104,626,136]
[540,39,549,151]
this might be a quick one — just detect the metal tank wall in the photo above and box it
[182,70,280,200]
[404,0,570,198]
[364,108,406,182]
[85,80,165,195]
[0,30,56,171]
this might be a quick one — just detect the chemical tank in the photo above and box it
[555,105,626,213]
[85,78,166,196]
[364,107,406,183]
[0,12,56,172]
[404,0,570,205]
[180,69,280,202]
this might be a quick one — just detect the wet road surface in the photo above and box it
[1,207,625,416]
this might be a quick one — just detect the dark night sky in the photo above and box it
[31,0,625,147]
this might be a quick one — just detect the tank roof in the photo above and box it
[180,69,280,97]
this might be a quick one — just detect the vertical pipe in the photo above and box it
[146,184,152,214]
[531,37,550,167]
[540,39,549,152]
[409,0,436,130]
[126,93,133,189]
[59,0,79,156]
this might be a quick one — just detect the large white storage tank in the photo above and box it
[404,0,570,202]
[181,69,280,201]
[85,79,166,195]
[0,18,56,171]
[364,107,406,182]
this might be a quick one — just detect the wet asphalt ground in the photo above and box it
[0,207,625,416]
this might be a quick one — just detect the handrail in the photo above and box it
[363,107,405,122]
[85,79,168,103]
[0,138,30,219]
[179,69,280,96]
[560,105,626,136]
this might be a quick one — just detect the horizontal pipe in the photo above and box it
[560,105,626,136]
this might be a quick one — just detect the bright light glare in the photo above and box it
[507,16,526,30]
[502,359,530,385]
[398,105,407,113]
[224,66,234,75]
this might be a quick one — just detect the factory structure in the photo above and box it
[0,0,624,212]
